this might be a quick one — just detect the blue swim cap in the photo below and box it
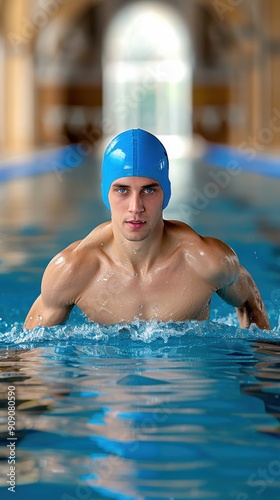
[101,128,171,210]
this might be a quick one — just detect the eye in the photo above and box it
[143,187,156,195]
[117,188,127,194]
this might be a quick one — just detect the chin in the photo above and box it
[125,235,148,242]
[125,231,150,242]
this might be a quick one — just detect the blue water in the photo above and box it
[1,154,280,499]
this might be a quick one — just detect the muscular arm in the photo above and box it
[198,235,270,330]
[24,294,73,330]
[24,223,110,330]
[217,265,270,330]
[24,243,80,330]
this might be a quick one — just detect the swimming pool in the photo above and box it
[1,149,280,499]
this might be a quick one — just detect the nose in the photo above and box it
[129,191,144,214]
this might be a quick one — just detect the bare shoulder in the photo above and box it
[165,220,239,287]
[52,222,111,264]
[42,222,112,295]
[75,221,112,252]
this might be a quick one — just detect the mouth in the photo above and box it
[125,220,146,230]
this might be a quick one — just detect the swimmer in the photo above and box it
[24,129,270,330]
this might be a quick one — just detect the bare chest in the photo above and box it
[76,263,212,325]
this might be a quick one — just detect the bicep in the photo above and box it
[201,236,241,301]
[216,265,254,307]
[24,254,76,329]
[24,294,72,330]
[24,241,90,330]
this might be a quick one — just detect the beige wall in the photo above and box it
[0,0,279,156]
[1,0,35,153]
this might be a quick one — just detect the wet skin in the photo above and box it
[24,177,270,330]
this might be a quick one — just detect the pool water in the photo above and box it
[0,152,280,499]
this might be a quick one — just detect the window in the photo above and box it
[102,2,193,158]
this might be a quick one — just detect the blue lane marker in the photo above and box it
[0,145,85,183]
[1,143,279,182]
[203,144,280,178]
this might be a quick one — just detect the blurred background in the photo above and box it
[1,0,280,320]
[0,0,280,158]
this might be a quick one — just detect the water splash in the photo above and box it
[0,314,280,351]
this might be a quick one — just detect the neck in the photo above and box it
[112,220,165,273]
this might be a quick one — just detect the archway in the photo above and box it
[102,1,193,158]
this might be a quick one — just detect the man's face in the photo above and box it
[108,176,164,242]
